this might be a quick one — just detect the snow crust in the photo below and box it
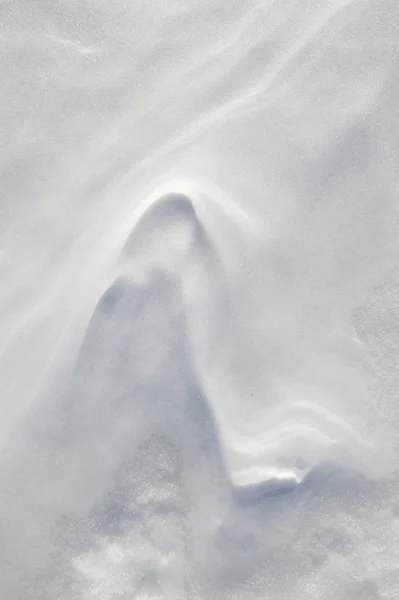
[1,0,399,598]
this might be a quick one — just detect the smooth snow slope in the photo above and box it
[1,0,399,598]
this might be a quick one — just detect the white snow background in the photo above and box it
[0,0,399,598]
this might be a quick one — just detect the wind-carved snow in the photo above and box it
[1,0,399,598]
[0,187,380,599]
[93,188,375,494]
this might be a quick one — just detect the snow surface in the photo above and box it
[1,0,399,598]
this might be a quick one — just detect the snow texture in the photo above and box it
[1,0,399,598]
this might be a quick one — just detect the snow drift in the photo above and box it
[1,0,399,598]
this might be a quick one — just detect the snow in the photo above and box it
[1,0,399,598]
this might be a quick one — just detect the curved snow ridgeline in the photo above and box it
[0,184,393,599]
[1,0,399,598]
